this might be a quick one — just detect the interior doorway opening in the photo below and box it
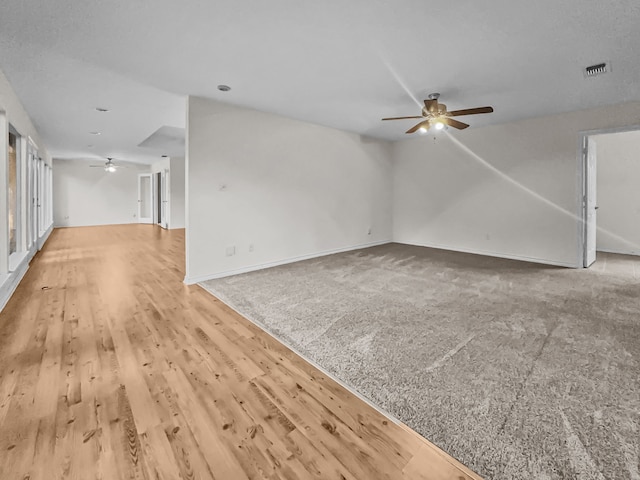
[155,171,162,225]
[137,173,153,224]
[580,125,640,267]
[152,170,169,229]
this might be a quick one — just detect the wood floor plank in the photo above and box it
[0,225,484,480]
[162,364,251,480]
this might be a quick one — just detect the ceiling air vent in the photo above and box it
[584,62,609,77]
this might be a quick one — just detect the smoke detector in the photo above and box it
[584,62,610,78]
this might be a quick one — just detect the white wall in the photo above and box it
[595,130,640,255]
[393,102,640,267]
[170,156,185,229]
[53,158,149,227]
[0,70,50,166]
[186,96,393,282]
[151,158,170,173]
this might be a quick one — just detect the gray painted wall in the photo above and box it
[53,158,149,227]
[186,96,393,282]
[170,156,185,229]
[392,102,640,267]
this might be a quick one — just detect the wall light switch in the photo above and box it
[226,246,236,256]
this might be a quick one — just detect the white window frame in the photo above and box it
[7,124,24,271]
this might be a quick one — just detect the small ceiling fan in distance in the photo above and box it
[382,93,494,134]
[89,157,127,173]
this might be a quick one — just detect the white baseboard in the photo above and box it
[596,247,640,257]
[396,240,579,269]
[38,223,53,250]
[184,239,392,284]
[53,221,138,228]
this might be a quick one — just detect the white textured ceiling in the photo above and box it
[1,0,639,164]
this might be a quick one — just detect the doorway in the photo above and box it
[138,173,153,223]
[152,170,169,229]
[154,172,162,225]
[580,125,640,267]
[27,141,38,249]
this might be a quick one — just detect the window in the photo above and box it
[38,157,44,234]
[8,129,20,256]
[30,150,38,246]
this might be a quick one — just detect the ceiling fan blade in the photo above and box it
[406,120,430,134]
[441,117,469,130]
[89,165,104,167]
[424,99,438,113]
[381,115,424,121]
[447,106,494,117]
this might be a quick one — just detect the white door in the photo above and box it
[31,154,38,245]
[138,173,153,224]
[160,169,169,229]
[584,137,597,267]
[27,149,34,248]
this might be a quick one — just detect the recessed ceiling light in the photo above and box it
[161,155,168,158]
[87,144,94,148]
[95,107,109,112]
[217,85,231,92]
[89,131,101,135]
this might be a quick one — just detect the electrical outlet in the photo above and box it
[226,246,236,256]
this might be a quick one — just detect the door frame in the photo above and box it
[161,168,170,229]
[578,124,640,267]
[582,135,597,267]
[27,138,38,249]
[152,171,161,225]
[137,173,153,224]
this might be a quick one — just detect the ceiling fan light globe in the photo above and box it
[418,126,428,134]
[106,165,116,172]
[435,121,445,130]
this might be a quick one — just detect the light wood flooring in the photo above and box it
[0,225,482,480]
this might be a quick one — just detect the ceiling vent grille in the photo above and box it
[584,62,609,77]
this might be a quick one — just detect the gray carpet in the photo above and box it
[200,244,640,480]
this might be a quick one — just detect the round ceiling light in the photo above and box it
[217,85,231,92]
[89,131,101,135]
[95,107,109,112]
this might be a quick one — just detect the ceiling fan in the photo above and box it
[382,93,493,134]
[89,158,127,173]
